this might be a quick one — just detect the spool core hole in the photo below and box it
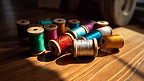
[49,25,53,27]
[101,21,105,23]
[33,29,38,31]
[102,39,105,44]
[58,19,62,21]
[51,46,55,51]
[21,21,25,23]
[73,20,76,22]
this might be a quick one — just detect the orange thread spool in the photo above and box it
[100,35,124,49]
[53,18,66,36]
[96,21,109,28]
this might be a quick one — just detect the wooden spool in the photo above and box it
[73,38,98,57]
[98,0,137,26]
[53,18,66,36]
[16,20,30,40]
[44,24,58,47]
[27,27,45,55]
[68,19,80,25]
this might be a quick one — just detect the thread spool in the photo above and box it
[27,27,45,55]
[96,21,109,28]
[68,19,80,29]
[49,33,74,56]
[79,30,102,43]
[44,24,58,47]
[73,38,98,57]
[37,18,52,26]
[65,27,71,33]
[16,20,30,40]
[96,26,113,36]
[100,35,124,49]
[68,25,89,39]
[28,24,42,27]
[84,20,96,32]
[53,18,66,36]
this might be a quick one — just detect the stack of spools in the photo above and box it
[16,18,124,59]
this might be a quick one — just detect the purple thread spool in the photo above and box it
[84,20,96,32]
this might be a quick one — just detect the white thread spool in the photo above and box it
[73,38,98,57]
[96,26,113,36]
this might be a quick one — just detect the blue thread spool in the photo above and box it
[79,30,102,43]
[37,18,52,26]
[68,25,89,39]
[68,19,80,29]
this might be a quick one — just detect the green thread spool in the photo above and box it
[27,27,45,55]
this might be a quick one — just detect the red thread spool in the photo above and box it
[96,21,109,28]
[44,24,58,47]
[53,18,66,36]
[49,33,74,56]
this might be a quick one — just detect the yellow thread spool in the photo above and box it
[100,35,124,49]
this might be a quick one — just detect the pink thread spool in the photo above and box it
[96,21,109,28]
[44,24,58,47]
[84,20,96,32]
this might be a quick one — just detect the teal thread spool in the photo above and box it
[79,30,102,43]
[27,27,45,55]
[68,19,80,29]
[37,18,52,26]
[68,25,89,39]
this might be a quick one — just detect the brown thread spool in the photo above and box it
[28,24,42,28]
[100,35,124,49]
[44,24,58,47]
[53,18,66,36]
[96,21,109,28]
[16,20,30,40]
[73,38,98,58]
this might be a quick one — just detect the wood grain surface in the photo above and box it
[0,0,144,81]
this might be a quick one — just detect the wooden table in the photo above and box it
[0,0,144,81]
[0,24,144,81]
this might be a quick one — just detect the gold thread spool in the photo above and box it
[27,27,45,55]
[73,38,98,57]
[28,24,42,28]
[53,18,66,36]
[100,35,124,49]
[65,27,71,33]
[16,20,30,40]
